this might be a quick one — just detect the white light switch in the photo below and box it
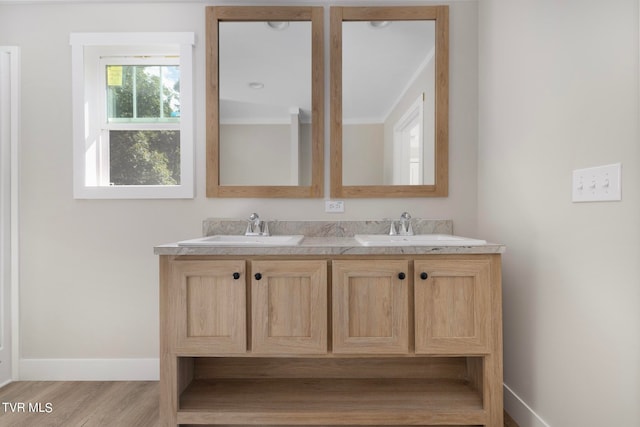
[572,163,621,202]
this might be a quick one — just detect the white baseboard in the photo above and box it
[504,383,551,427]
[19,358,159,381]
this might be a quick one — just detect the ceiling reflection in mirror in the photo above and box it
[219,21,312,186]
[342,20,435,186]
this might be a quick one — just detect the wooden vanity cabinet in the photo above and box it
[332,260,409,354]
[160,254,503,427]
[414,258,492,354]
[251,260,328,354]
[168,259,247,354]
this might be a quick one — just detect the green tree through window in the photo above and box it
[106,65,180,185]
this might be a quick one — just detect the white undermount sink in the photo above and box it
[354,234,487,247]
[177,235,305,247]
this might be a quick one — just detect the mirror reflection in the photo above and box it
[342,20,435,186]
[219,21,312,186]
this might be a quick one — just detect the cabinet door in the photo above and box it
[170,260,246,354]
[332,260,409,354]
[414,258,491,354]
[252,260,328,354]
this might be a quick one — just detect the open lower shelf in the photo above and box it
[178,378,486,425]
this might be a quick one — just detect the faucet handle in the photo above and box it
[406,222,414,236]
[389,221,398,235]
[245,222,254,235]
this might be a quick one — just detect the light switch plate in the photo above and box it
[572,163,621,202]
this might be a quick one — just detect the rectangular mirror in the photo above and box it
[331,6,449,197]
[206,6,324,197]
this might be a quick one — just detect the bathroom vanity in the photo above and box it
[156,220,504,427]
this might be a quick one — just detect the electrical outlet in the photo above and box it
[325,200,345,213]
[572,163,621,202]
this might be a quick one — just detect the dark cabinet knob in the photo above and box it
[232,272,240,280]
[254,273,262,281]
[398,272,406,280]
[420,272,429,280]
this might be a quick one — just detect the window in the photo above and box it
[70,33,194,199]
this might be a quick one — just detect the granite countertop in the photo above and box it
[154,235,505,256]
[154,219,505,256]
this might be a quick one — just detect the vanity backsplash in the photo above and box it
[203,218,453,237]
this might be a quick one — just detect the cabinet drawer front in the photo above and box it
[414,258,492,354]
[332,260,409,354]
[251,260,328,354]
[171,260,247,354]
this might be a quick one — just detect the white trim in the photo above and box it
[0,46,20,383]
[504,383,552,427]
[392,94,424,185]
[9,48,19,382]
[19,358,159,381]
[70,32,195,199]
[70,32,195,47]
[74,185,193,200]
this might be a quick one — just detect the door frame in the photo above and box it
[0,46,20,385]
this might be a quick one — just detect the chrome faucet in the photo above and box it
[245,213,270,236]
[389,212,414,236]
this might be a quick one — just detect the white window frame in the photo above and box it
[393,94,424,185]
[70,32,195,199]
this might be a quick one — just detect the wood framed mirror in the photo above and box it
[206,6,324,198]
[330,6,449,198]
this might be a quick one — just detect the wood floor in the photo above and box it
[0,381,520,427]
[504,411,519,427]
[0,381,158,427]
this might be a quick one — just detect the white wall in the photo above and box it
[342,123,385,185]
[478,0,640,426]
[0,0,479,378]
[220,124,306,186]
